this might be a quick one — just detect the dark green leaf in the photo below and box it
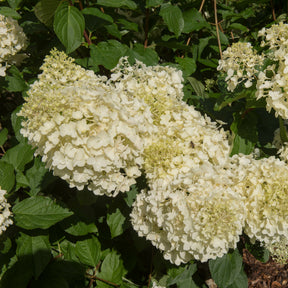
[129,43,159,66]
[124,185,138,207]
[16,232,51,279]
[2,142,34,172]
[25,157,49,196]
[227,267,248,288]
[187,77,205,98]
[182,8,210,33]
[53,3,85,54]
[279,117,288,144]
[97,0,137,10]
[230,111,258,156]
[82,7,113,31]
[0,257,33,288]
[0,7,21,19]
[96,251,126,288]
[11,106,25,143]
[15,171,29,190]
[13,196,73,229]
[118,19,138,32]
[34,0,61,27]
[7,0,22,9]
[209,249,243,288]
[176,57,196,77]
[0,128,8,146]
[75,236,101,267]
[229,23,249,32]
[107,208,126,238]
[63,215,98,236]
[90,40,128,70]
[167,264,198,288]
[0,161,15,192]
[6,66,28,92]
[160,3,184,38]
[146,0,163,8]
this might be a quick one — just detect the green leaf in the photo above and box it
[75,236,101,267]
[279,117,288,144]
[96,251,126,288]
[7,0,22,9]
[118,19,138,32]
[53,3,85,54]
[182,8,210,33]
[0,257,33,288]
[167,264,198,288]
[227,267,248,288]
[229,23,249,32]
[107,208,126,238]
[187,77,205,98]
[13,196,73,229]
[90,40,129,70]
[2,142,34,172]
[160,3,184,38]
[97,0,137,10]
[146,0,163,8]
[175,57,197,77]
[0,128,8,146]
[128,43,159,66]
[62,215,98,236]
[0,161,15,192]
[60,240,79,263]
[34,0,61,27]
[124,185,138,207]
[6,66,28,92]
[11,106,25,143]
[25,157,49,196]
[15,171,29,190]
[0,7,21,19]
[209,249,243,288]
[82,7,113,31]
[16,232,51,279]
[230,111,258,156]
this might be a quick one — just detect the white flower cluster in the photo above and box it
[217,42,263,91]
[218,22,288,120]
[227,154,288,247]
[0,14,27,77]
[0,188,13,234]
[131,163,245,264]
[19,49,156,196]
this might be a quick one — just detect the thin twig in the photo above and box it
[147,248,153,288]
[77,0,92,45]
[144,8,150,48]
[90,275,120,287]
[199,0,206,12]
[270,0,276,21]
[214,0,222,59]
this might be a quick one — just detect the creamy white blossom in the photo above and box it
[131,163,245,264]
[230,155,288,245]
[0,14,27,76]
[0,188,13,234]
[110,57,184,124]
[217,42,263,91]
[143,104,230,185]
[19,49,156,196]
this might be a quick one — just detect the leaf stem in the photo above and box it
[213,0,222,59]
[144,8,150,48]
[270,0,276,21]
